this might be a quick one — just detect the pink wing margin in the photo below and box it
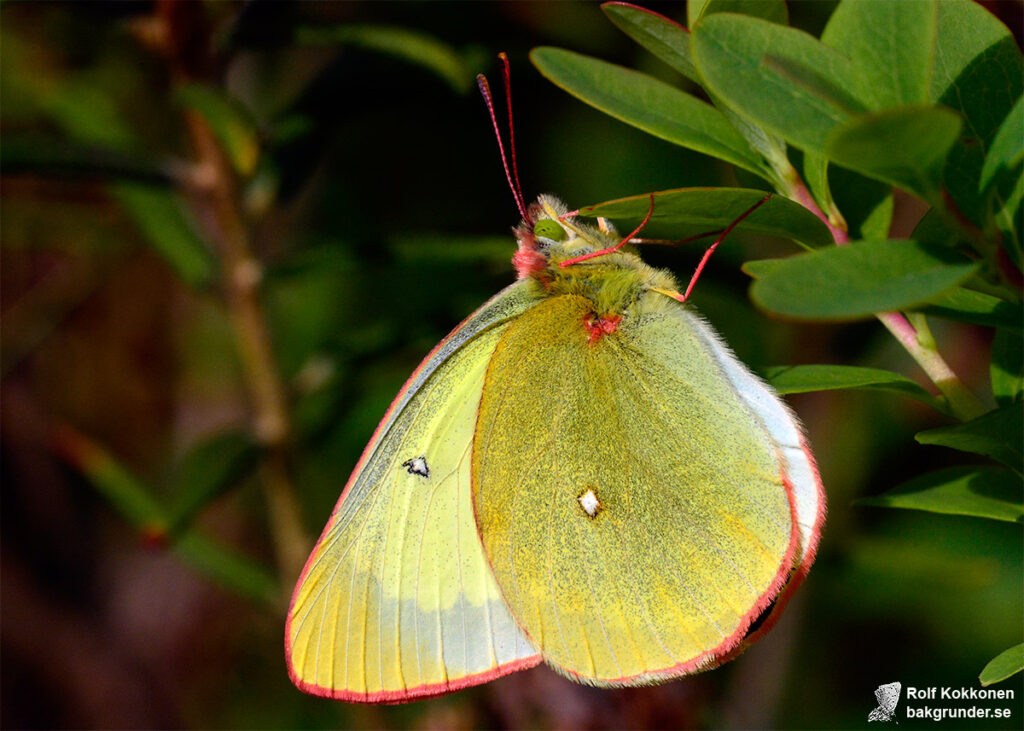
[682,309,826,667]
[285,281,542,703]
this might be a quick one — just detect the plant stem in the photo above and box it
[788,178,848,244]
[879,312,987,421]
[182,111,310,591]
[789,178,988,421]
[153,0,310,594]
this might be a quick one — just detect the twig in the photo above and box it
[790,178,987,422]
[152,0,310,595]
[183,113,310,588]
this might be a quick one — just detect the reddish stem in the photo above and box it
[788,179,985,420]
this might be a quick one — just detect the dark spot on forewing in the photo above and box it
[402,456,430,478]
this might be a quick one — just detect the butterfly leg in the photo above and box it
[652,194,772,304]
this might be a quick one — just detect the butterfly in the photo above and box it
[868,681,902,722]
[285,55,825,703]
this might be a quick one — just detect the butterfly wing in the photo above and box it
[287,282,542,702]
[881,681,902,713]
[681,310,825,657]
[472,293,800,684]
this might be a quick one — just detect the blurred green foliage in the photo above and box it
[1,1,1021,729]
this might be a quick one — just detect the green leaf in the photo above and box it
[980,94,1024,193]
[717,101,790,182]
[266,248,356,378]
[856,193,893,241]
[177,84,260,176]
[51,425,165,531]
[166,430,260,535]
[991,328,1024,406]
[802,151,836,223]
[918,287,1023,331]
[911,208,961,248]
[916,403,1023,472]
[173,533,280,605]
[53,425,279,603]
[929,0,1021,103]
[530,46,768,177]
[691,14,870,155]
[35,78,215,288]
[857,466,1023,523]
[931,0,1023,224]
[603,3,791,182]
[111,183,216,288]
[763,364,946,412]
[578,188,832,249]
[742,258,782,279]
[688,0,788,27]
[0,136,174,186]
[602,2,698,83]
[995,172,1024,268]
[824,106,962,203]
[296,25,474,93]
[828,165,894,241]
[40,78,137,150]
[980,643,1024,686]
[820,0,937,108]
[749,239,979,320]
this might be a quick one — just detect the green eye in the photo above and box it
[533,219,566,242]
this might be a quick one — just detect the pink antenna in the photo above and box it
[559,195,656,267]
[477,54,528,219]
[675,193,772,303]
[498,53,526,216]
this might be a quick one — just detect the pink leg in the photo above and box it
[674,193,771,303]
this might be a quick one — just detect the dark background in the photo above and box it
[2,1,1021,728]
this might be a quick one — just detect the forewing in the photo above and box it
[287,283,541,702]
[473,294,798,685]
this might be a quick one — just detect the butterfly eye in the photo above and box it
[533,219,566,242]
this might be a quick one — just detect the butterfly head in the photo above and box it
[512,195,677,322]
[513,195,615,278]
[477,58,677,316]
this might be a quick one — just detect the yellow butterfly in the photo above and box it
[286,59,824,703]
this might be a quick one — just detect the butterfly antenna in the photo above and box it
[668,193,771,303]
[559,194,656,268]
[498,53,527,217]
[477,60,528,220]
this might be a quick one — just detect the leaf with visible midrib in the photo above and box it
[748,239,978,320]
[825,106,962,203]
[763,364,946,413]
[602,2,698,83]
[530,46,769,178]
[916,403,1023,473]
[579,188,832,249]
[691,14,871,154]
[856,466,1023,523]
[820,0,937,109]
[919,288,1023,332]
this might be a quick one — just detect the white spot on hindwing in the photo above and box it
[578,488,602,518]
[402,455,430,478]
